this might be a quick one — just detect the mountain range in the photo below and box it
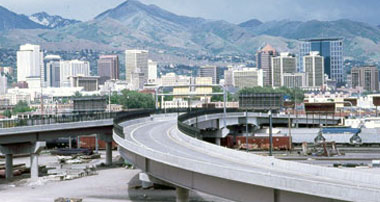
[1,0,380,63]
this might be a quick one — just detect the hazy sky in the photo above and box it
[1,0,380,25]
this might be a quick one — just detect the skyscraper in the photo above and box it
[148,60,157,83]
[60,60,90,87]
[271,52,297,87]
[0,74,7,95]
[125,50,149,84]
[351,66,379,92]
[17,44,43,83]
[299,38,343,83]
[44,55,61,88]
[304,51,324,87]
[256,44,277,87]
[199,66,218,84]
[98,55,119,85]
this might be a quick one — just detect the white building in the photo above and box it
[148,60,158,83]
[283,73,306,88]
[271,52,297,87]
[60,60,90,87]
[161,73,191,87]
[233,68,263,89]
[17,44,43,83]
[199,66,218,84]
[304,51,324,88]
[125,50,149,84]
[0,74,7,95]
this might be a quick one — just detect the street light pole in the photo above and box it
[246,107,249,152]
[269,109,273,156]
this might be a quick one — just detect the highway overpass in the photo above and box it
[114,110,380,202]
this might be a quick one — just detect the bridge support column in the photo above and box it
[106,141,112,166]
[176,187,189,202]
[215,138,221,146]
[30,153,39,180]
[5,154,13,180]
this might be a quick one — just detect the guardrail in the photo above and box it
[0,112,118,129]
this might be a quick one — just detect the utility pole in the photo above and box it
[269,109,273,156]
[246,107,249,152]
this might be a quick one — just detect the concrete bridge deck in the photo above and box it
[115,114,380,202]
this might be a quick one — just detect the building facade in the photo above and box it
[256,44,277,87]
[351,66,379,92]
[44,55,61,88]
[283,73,305,88]
[0,74,7,95]
[199,66,218,84]
[304,51,324,88]
[299,38,343,83]
[17,44,43,83]
[271,53,297,87]
[69,75,100,91]
[148,60,158,83]
[60,60,90,87]
[98,55,119,85]
[125,50,149,84]
[233,68,263,89]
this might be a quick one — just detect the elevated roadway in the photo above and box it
[115,112,380,202]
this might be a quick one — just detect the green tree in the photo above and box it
[115,90,155,109]
[2,109,12,118]
[12,101,33,115]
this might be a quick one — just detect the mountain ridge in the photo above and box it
[29,12,80,28]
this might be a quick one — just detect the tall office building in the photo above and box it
[304,52,324,87]
[299,38,343,83]
[256,44,277,87]
[44,55,61,88]
[98,55,119,85]
[0,74,7,95]
[17,44,43,83]
[125,50,149,84]
[224,68,234,87]
[60,60,90,87]
[199,66,218,84]
[148,60,157,83]
[283,73,305,88]
[351,66,379,92]
[233,68,263,89]
[271,52,297,87]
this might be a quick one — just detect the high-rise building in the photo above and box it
[60,60,90,87]
[256,44,277,87]
[304,51,324,87]
[0,74,7,95]
[233,68,263,89]
[125,50,148,84]
[98,55,119,85]
[299,38,343,83]
[351,66,379,92]
[44,55,61,88]
[17,44,43,83]
[271,53,297,87]
[148,60,157,83]
[199,66,218,84]
[283,73,305,88]
[224,68,234,87]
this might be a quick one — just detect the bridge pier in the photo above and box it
[215,138,221,146]
[0,141,45,181]
[176,187,189,202]
[106,141,113,166]
[5,153,13,180]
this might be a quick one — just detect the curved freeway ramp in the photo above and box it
[114,113,380,202]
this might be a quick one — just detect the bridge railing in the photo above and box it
[0,112,118,129]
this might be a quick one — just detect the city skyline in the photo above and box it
[1,0,380,25]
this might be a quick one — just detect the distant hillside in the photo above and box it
[1,0,380,62]
[0,6,45,31]
[29,12,80,29]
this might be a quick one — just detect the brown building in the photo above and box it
[69,75,100,92]
[97,55,119,85]
[351,66,379,92]
[256,44,277,87]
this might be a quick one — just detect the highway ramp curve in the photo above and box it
[114,114,380,202]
